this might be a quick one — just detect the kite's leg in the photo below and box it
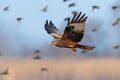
[72,48,77,52]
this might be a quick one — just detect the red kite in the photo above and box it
[45,12,95,52]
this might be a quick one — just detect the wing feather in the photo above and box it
[74,11,82,21]
[44,20,62,39]
[61,12,87,42]
[71,13,77,23]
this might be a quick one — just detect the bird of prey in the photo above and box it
[44,12,95,52]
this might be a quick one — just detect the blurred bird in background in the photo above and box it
[112,6,118,10]
[33,50,41,60]
[113,45,120,49]
[72,11,78,15]
[3,6,9,11]
[92,5,100,11]
[41,67,48,72]
[0,68,9,76]
[91,26,97,32]
[63,0,69,3]
[41,5,48,12]
[68,3,76,8]
[16,17,23,23]
[112,18,120,26]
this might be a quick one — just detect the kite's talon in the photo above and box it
[72,48,77,52]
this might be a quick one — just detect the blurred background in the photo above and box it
[0,0,120,58]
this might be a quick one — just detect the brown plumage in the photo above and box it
[44,12,95,52]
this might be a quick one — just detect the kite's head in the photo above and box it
[51,40,58,46]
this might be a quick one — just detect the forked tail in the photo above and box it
[76,44,95,50]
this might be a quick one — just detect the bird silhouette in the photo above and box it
[92,5,100,11]
[3,6,9,11]
[68,3,76,8]
[112,18,120,26]
[41,5,48,12]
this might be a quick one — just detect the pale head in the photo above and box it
[51,40,59,46]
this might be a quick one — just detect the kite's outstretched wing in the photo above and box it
[44,20,62,39]
[61,11,87,42]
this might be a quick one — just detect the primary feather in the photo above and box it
[44,20,62,39]
[61,11,87,42]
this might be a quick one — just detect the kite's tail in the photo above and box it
[76,44,95,50]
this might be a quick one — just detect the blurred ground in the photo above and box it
[0,57,120,80]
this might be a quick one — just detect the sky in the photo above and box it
[0,0,120,58]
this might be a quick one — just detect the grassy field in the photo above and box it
[0,57,120,80]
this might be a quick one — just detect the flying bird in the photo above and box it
[112,18,120,26]
[44,12,95,52]
[92,5,100,11]
[33,50,41,60]
[91,26,97,32]
[41,67,48,72]
[113,45,119,49]
[68,3,76,8]
[41,5,48,12]
[112,6,118,10]
[63,0,69,2]
[16,17,23,23]
[3,6,9,11]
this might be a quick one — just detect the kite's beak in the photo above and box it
[72,48,77,52]
[51,41,54,46]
